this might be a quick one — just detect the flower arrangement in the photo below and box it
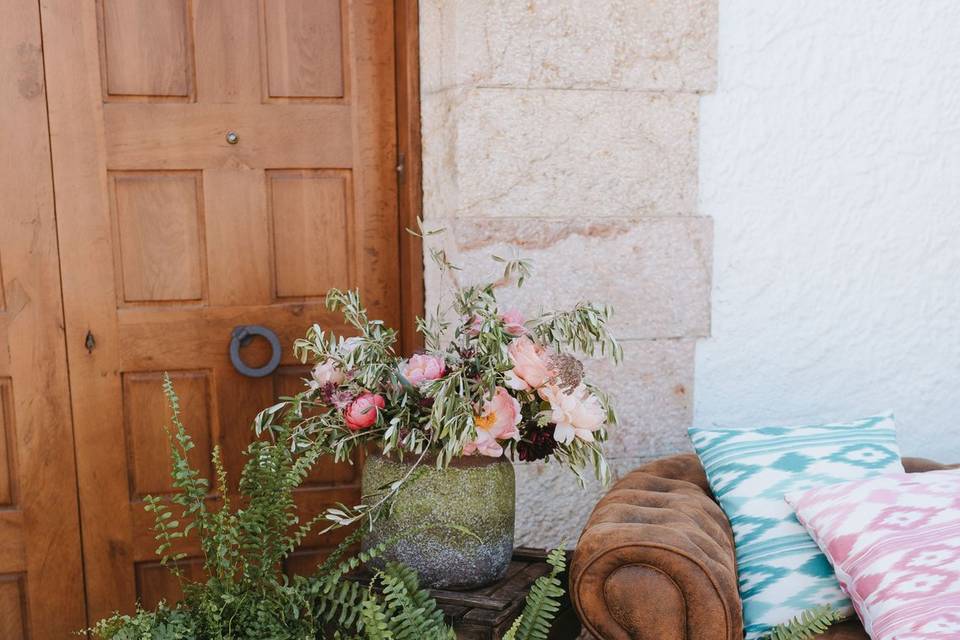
[89,378,571,640]
[256,243,622,528]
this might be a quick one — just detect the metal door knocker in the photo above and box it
[229,325,281,378]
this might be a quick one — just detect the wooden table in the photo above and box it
[352,547,582,640]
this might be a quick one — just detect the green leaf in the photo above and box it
[765,604,845,640]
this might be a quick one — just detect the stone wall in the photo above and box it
[419,0,718,547]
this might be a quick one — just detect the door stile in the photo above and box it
[38,0,138,622]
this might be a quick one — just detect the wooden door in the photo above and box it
[39,0,401,622]
[0,1,88,637]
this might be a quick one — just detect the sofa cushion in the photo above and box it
[787,469,960,640]
[688,414,903,639]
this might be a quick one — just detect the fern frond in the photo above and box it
[314,527,364,578]
[509,548,567,640]
[766,604,844,640]
[142,495,186,578]
[320,541,390,592]
[314,579,368,633]
[502,615,522,640]
[378,562,452,640]
[360,592,394,640]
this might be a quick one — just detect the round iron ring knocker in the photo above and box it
[229,325,282,378]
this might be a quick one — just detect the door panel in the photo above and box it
[40,0,400,621]
[263,0,345,98]
[0,1,88,637]
[100,0,194,98]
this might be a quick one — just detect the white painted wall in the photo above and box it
[696,2,960,460]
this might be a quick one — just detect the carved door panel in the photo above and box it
[40,0,400,621]
[0,1,87,638]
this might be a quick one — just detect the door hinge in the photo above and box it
[396,152,405,181]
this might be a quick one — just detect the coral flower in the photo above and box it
[539,384,605,445]
[401,353,446,386]
[506,336,555,391]
[463,387,522,457]
[500,308,527,336]
[343,392,385,431]
[309,360,345,390]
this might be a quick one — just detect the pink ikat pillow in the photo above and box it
[786,469,960,640]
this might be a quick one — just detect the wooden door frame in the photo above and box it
[395,0,425,355]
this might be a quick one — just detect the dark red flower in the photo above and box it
[517,425,558,462]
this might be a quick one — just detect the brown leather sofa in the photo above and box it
[570,454,955,639]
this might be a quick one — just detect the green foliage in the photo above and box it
[89,378,574,640]
[503,548,568,640]
[90,254,586,640]
[764,604,844,640]
[377,562,451,640]
[88,604,196,640]
[258,242,621,531]
[88,378,454,640]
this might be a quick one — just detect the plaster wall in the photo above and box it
[696,2,960,461]
[419,0,718,546]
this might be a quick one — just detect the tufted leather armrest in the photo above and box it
[571,454,958,640]
[571,454,742,640]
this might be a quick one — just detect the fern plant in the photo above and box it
[764,604,844,640]
[88,376,571,640]
[503,548,568,640]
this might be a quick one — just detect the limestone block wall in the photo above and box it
[419,0,718,546]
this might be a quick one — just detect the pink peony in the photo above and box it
[506,336,555,391]
[462,429,504,458]
[463,387,522,458]
[539,384,605,444]
[401,353,446,386]
[343,392,385,431]
[309,360,345,390]
[500,308,527,336]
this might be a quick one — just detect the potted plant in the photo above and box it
[89,376,573,639]
[256,247,621,589]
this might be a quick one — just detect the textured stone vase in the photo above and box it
[361,452,515,590]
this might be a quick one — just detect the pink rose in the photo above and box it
[500,308,526,336]
[343,392,385,431]
[463,387,522,457]
[309,360,345,390]
[506,336,555,390]
[401,353,446,386]
[539,384,605,445]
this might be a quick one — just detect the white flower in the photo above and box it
[308,360,345,390]
[539,383,605,445]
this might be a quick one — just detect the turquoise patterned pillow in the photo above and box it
[688,414,903,640]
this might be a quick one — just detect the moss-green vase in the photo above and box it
[361,453,515,589]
